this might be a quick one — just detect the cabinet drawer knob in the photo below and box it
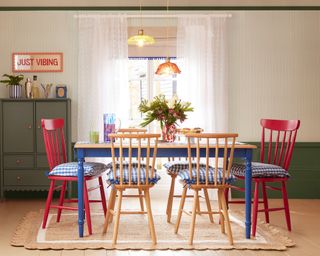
[16,159,23,164]
[37,125,41,129]
[28,124,32,129]
[16,176,22,182]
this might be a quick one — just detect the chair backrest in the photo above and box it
[109,133,161,186]
[41,118,67,170]
[117,128,147,134]
[260,119,300,170]
[185,133,238,186]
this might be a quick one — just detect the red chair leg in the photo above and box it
[98,176,107,216]
[252,181,260,237]
[56,181,67,222]
[281,181,292,231]
[42,180,55,229]
[83,181,93,235]
[261,182,270,223]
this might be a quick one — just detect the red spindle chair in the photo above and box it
[42,118,107,235]
[227,119,300,237]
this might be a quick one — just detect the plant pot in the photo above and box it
[162,123,177,142]
[9,84,22,98]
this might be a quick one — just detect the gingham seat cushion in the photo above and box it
[49,162,107,177]
[163,161,211,175]
[106,165,161,185]
[106,161,147,171]
[231,162,290,178]
[178,167,235,185]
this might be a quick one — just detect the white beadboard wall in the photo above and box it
[228,11,320,142]
[0,11,319,142]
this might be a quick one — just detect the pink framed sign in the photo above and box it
[12,52,63,72]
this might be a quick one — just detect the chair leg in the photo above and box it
[261,181,270,223]
[98,176,107,216]
[42,180,55,229]
[196,192,201,215]
[166,174,177,223]
[102,188,117,234]
[189,189,199,245]
[218,189,225,234]
[175,186,187,234]
[144,188,157,245]
[281,181,292,231]
[56,181,67,223]
[138,188,144,212]
[112,190,123,245]
[219,189,234,245]
[252,181,260,237]
[224,187,230,209]
[203,188,214,223]
[83,181,92,235]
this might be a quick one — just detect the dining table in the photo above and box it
[74,141,256,239]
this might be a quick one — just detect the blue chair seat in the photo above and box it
[107,165,161,185]
[231,162,290,178]
[163,161,211,175]
[178,167,235,185]
[49,162,107,177]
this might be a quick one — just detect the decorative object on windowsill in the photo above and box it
[155,0,181,75]
[41,83,53,98]
[127,0,155,47]
[0,73,24,98]
[56,85,67,98]
[138,94,193,142]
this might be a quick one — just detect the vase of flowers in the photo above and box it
[138,95,193,142]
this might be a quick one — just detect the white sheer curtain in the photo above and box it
[77,15,129,141]
[176,16,228,132]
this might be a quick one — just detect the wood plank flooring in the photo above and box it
[0,197,319,256]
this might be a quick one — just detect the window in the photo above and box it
[128,58,177,125]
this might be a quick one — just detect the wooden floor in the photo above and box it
[0,196,319,256]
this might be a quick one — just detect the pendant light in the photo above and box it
[155,0,181,75]
[128,0,155,47]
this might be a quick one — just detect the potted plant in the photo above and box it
[0,73,24,98]
[139,94,193,142]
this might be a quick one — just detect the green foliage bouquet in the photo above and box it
[138,94,193,129]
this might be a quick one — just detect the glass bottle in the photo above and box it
[25,78,32,98]
[31,75,40,99]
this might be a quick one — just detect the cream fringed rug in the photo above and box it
[11,210,294,250]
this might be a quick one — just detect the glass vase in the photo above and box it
[162,123,177,142]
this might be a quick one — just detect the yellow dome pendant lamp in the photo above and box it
[155,0,181,75]
[127,0,155,47]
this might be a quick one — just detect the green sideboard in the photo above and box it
[0,99,71,198]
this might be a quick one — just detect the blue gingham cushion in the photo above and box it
[231,162,290,178]
[107,166,161,185]
[178,167,235,185]
[163,161,211,175]
[49,162,107,177]
[106,161,147,173]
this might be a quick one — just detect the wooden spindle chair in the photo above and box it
[116,128,147,212]
[102,133,161,245]
[175,133,238,245]
[42,118,107,235]
[226,119,300,237]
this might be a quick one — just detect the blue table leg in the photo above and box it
[77,150,85,237]
[245,149,253,239]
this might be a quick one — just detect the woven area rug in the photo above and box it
[11,210,294,250]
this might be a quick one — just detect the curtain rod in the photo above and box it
[74,13,232,18]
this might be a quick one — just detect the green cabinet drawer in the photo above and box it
[4,170,50,186]
[3,155,34,169]
[36,154,49,169]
